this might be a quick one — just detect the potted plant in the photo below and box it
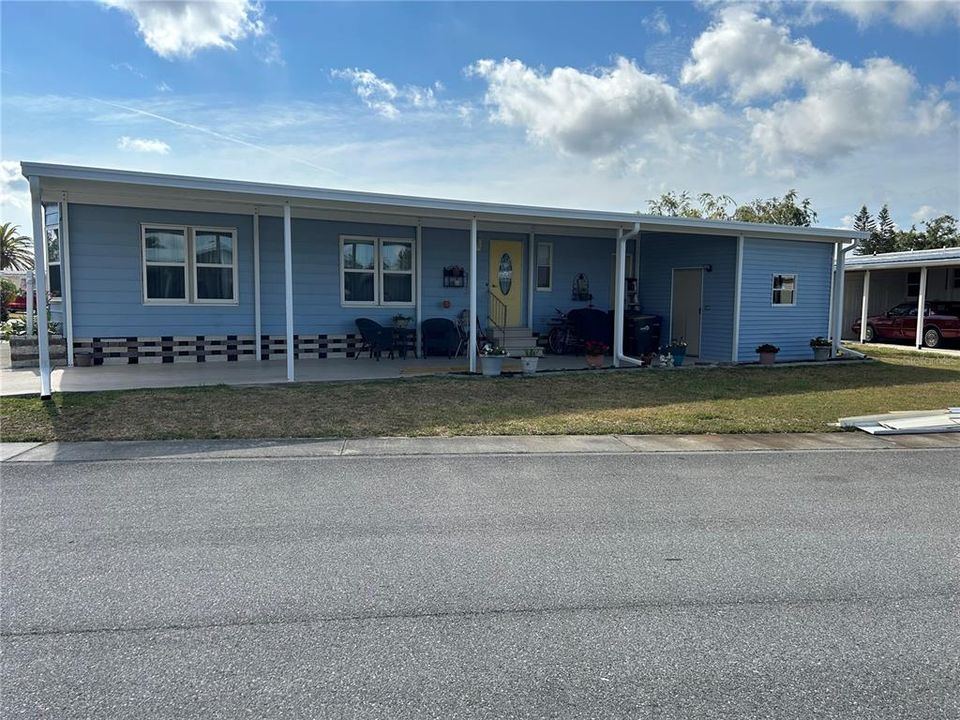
[520,347,542,375]
[583,340,608,368]
[392,314,412,329]
[665,338,687,367]
[479,343,508,376]
[809,336,831,362]
[755,343,780,365]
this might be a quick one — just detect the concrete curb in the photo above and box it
[2,432,958,463]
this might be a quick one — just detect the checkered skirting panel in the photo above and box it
[72,334,365,365]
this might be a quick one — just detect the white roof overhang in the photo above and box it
[22,161,867,243]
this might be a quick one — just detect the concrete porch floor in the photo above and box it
[0,354,614,396]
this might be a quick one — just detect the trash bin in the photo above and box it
[628,314,654,354]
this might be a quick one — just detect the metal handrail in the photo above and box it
[487,291,507,347]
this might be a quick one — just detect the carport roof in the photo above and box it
[845,247,960,271]
[21,161,866,243]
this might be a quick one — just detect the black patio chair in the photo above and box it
[567,307,612,347]
[354,318,397,360]
[421,318,459,358]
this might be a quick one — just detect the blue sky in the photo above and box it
[2,1,958,233]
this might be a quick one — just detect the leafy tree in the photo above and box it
[914,214,959,250]
[647,191,703,218]
[731,190,817,226]
[697,192,736,220]
[1,223,34,271]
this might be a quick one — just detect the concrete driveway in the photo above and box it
[2,446,958,718]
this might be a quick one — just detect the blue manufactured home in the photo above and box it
[22,162,864,395]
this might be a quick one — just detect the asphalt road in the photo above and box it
[3,449,959,719]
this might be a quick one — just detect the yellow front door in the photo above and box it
[489,240,524,326]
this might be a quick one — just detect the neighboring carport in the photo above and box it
[843,247,960,347]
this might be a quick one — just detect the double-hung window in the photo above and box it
[771,274,797,306]
[194,228,236,303]
[142,225,237,304]
[46,225,62,300]
[906,271,921,297]
[341,236,415,306]
[536,242,553,291]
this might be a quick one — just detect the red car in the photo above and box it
[852,301,960,348]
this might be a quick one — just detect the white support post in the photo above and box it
[827,244,837,341]
[60,193,74,366]
[253,208,262,362]
[915,266,928,349]
[731,235,744,363]
[527,229,535,329]
[26,272,34,336]
[283,201,295,382]
[29,177,51,398]
[858,270,871,344]
[613,228,626,368]
[416,220,423,357]
[832,242,849,356]
[469,217,478,373]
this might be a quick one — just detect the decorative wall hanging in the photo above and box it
[572,273,592,301]
[443,265,466,288]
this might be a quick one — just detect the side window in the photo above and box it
[143,226,188,302]
[536,242,552,291]
[772,274,797,306]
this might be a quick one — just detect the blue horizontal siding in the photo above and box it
[638,232,737,361]
[68,204,255,337]
[531,234,619,334]
[738,238,834,361]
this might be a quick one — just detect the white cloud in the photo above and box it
[681,5,832,102]
[100,0,265,59]
[467,56,717,160]
[911,204,941,223]
[825,1,960,30]
[642,7,671,35]
[156,81,173,93]
[747,57,926,166]
[331,69,441,119]
[117,136,171,154]
[682,8,953,169]
[0,161,30,221]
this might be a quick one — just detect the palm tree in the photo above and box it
[1,222,34,271]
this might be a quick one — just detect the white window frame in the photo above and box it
[340,235,416,308]
[771,273,797,307]
[46,224,62,303]
[192,226,239,305]
[142,224,189,305]
[535,241,553,292]
[141,224,238,306]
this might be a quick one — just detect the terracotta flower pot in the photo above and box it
[586,354,604,369]
[758,351,777,365]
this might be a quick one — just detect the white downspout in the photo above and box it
[29,176,52,398]
[731,235,744,363]
[60,193,74,366]
[615,223,643,368]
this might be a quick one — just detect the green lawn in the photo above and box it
[1,345,958,442]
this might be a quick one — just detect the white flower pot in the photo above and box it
[520,356,539,375]
[480,356,504,376]
[812,346,831,362]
